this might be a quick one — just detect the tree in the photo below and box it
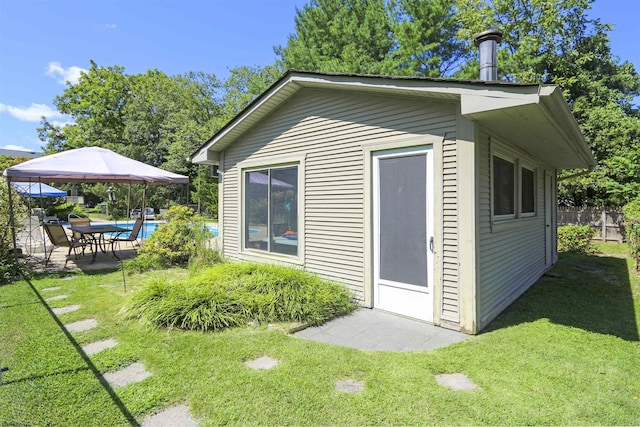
[37,62,224,208]
[191,165,219,217]
[277,0,399,74]
[220,64,284,120]
[39,61,132,154]
[390,0,466,77]
[456,0,640,207]
[1,156,32,281]
[278,0,465,77]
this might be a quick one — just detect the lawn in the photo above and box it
[1,246,639,425]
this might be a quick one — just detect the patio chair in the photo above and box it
[42,223,90,266]
[110,218,144,256]
[69,217,92,253]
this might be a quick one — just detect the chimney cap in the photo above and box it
[474,29,503,47]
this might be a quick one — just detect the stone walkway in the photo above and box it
[44,282,200,426]
[42,285,476,425]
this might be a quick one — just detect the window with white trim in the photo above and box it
[244,165,298,256]
[492,153,537,221]
[521,166,535,215]
[493,155,515,217]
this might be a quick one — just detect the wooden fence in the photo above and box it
[557,207,625,242]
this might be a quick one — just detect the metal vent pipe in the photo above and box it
[474,29,503,81]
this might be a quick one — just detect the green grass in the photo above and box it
[593,240,630,256]
[1,244,639,425]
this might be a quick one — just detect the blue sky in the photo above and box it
[0,0,638,154]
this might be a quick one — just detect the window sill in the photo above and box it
[491,215,539,233]
[239,250,304,266]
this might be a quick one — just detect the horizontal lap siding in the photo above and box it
[477,129,548,329]
[441,138,459,323]
[223,88,457,303]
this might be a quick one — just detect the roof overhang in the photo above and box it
[190,71,594,170]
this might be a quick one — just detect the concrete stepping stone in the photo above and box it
[103,362,151,387]
[335,379,364,394]
[82,338,117,356]
[65,318,98,333]
[45,294,68,301]
[51,304,80,315]
[141,405,199,427]
[41,286,61,292]
[61,277,76,281]
[244,356,280,370]
[435,373,478,391]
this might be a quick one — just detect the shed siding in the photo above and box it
[476,128,550,329]
[222,88,457,304]
[441,138,459,323]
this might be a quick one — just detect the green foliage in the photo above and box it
[37,61,222,205]
[623,199,640,270]
[190,166,218,218]
[3,247,640,425]
[277,0,463,76]
[220,64,283,120]
[122,262,355,331]
[126,205,218,270]
[278,0,395,74]
[0,178,23,282]
[0,155,32,172]
[557,225,596,253]
[391,0,466,76]
[455,0,640,207]
[34,1,640,210]
[48,201,84,219]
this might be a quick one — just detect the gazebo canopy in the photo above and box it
[11,181,66,197]
[3,147,189,185]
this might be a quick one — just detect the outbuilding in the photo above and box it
[191,56,593,333]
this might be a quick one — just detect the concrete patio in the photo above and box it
[22,240,139,273]
[294,308,469,352]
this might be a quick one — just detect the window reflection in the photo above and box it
[245,166,298,256]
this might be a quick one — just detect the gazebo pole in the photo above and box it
[39,178,48,260]
[6,178,19,274]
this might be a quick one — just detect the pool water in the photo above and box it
[83,221,219,239]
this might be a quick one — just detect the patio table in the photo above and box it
[69,224,130,263]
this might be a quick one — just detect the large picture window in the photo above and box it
[245,165,298,256]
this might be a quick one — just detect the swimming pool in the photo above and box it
[74,221,219,239]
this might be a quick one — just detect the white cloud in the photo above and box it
[0,102,65,122]
[50,120,75,127]
[46,62,87,85]
[105,23,117,29]
[1,144,34,152]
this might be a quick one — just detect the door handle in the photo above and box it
[429,236,434,253]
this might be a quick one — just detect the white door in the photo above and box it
[373,147,434,322]
[545,172,554,266]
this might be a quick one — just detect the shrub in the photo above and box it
[122,262,356,331]
[623,199,640,270]
[49,201,84,220]
[1,178,22,282]
[557,225,596,253]
[125,205,220,271]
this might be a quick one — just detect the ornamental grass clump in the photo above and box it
[122,262,355,331]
